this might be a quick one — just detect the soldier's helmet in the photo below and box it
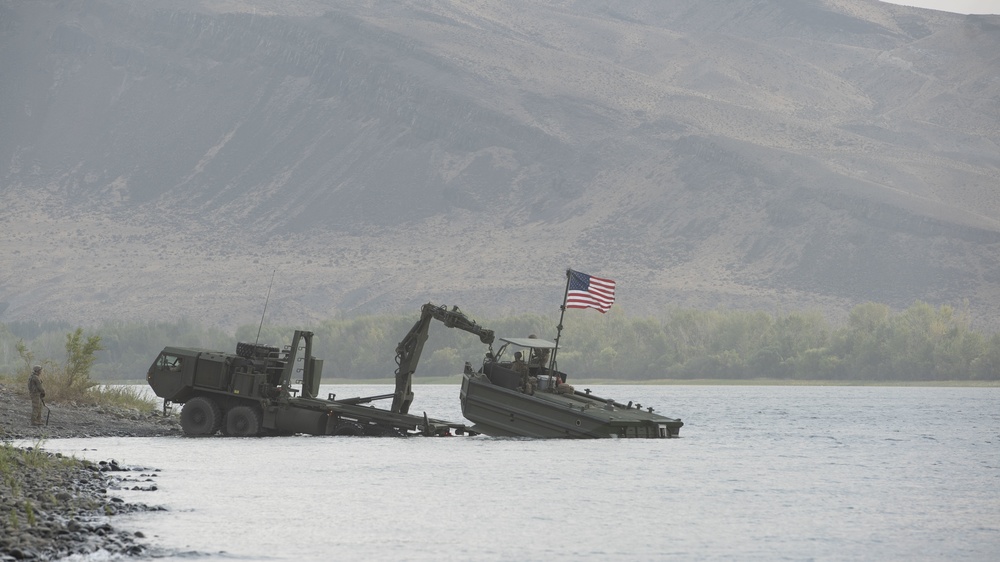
[32,365,41,374]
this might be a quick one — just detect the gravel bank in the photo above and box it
[0,383,181,440]
[0,448,161,560]
[1,384,178,559]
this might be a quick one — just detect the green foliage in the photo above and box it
[96,318,232,380]
[24,499,35,526]
[1,302,998,383]
[15,339,32,370]
[62,328,102,393]
[541,301,998,381]
[2,328,154,409]
[1,319,233,382]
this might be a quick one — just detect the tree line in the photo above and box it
[1,301,998,382]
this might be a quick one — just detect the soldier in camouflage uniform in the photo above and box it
[28,365,46,426]
[511,351,535,394]
[527,334,550,372]
[511,351,528,376]
[553,372,575,395]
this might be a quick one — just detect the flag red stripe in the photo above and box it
[565,271,616,313]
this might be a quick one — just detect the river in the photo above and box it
[45,384,999,561]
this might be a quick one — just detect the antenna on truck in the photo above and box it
[255,269,276,346]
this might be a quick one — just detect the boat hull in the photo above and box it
[460,373,682,438]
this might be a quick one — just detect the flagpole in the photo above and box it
[550,269,572,371]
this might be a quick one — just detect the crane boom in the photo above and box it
[391,303,494,414]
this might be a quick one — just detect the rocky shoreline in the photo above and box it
[0,450,163,560]
[1,383,181,559]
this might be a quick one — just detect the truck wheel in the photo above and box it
[180,397,222,436]
[331,421,365,436]
[225,405,261,437]
[365,425,406,437]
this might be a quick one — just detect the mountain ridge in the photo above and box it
[1,0,999,330]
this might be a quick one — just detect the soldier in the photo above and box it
[510,351,535,394]
[28,365,46,426]
[553,372,575,395]
[510,351,528,376]
[527,334,550,371]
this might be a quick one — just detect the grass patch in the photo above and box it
[0,375,157,412]
[1,440,87,530]
[85,384,158,411]
[1,440,79,484]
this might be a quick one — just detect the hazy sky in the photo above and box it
[880,0,1000,13]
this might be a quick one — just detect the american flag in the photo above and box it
[565,269,616,313]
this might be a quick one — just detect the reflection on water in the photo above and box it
[47,385,1000,561]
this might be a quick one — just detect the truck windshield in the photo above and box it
[158,354,183,371]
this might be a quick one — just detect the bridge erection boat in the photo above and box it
[460,337,684,439]
[397,269,685,439]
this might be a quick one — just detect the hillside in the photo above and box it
[1,0,999,331]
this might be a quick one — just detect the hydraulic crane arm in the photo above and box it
[391,303,495,414]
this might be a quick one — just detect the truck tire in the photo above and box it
[225,405,261,437]
[180,397,222,436]
[331,421,365,436]
[365,424,406,437]
[377,428,407,438]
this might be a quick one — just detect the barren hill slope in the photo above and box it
[1,0,999,330]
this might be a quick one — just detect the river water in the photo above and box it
[44,384,999,561]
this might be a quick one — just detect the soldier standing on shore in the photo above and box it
[28,365,45,426]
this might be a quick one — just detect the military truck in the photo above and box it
[146,330,473,437]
